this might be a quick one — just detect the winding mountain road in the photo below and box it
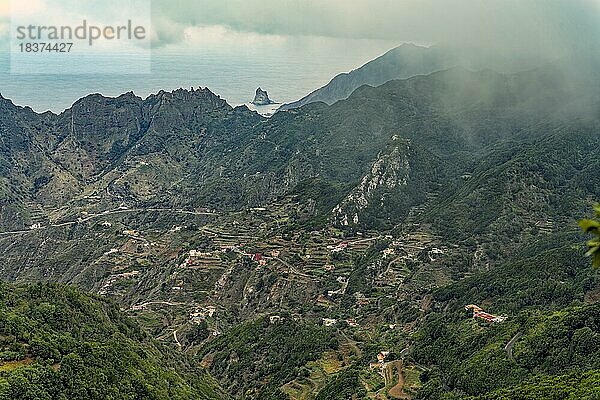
[505,332,522,362]
[173,330,182,348]
[0,207,219,238]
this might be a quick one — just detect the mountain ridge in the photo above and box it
[0,64,598,232]
[0,59,599,398]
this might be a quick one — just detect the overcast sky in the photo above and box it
[0,0,598,112]
[150,0,600,55]
[1,0,598,55]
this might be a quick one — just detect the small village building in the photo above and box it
[329,242,349,253]
[190,249,212,258]
[465,304,506,323]
[190,306,217,322]
[357,298,370,306]
[104,248,119,256]
[345,319,359,327]
[473,311,507,323]
[377,351,390,363]
[354,292,370,306]
[383,248,395,258]
[317,294,335,307]
[465,304,483,313]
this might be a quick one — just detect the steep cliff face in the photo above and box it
[331,138,451,228]
[0,87,261,221]
[333,141,411,226]
[52,93,146,181]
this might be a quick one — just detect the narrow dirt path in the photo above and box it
[128,300,187,311]
[340,331,363,358]
[387,360,410,400]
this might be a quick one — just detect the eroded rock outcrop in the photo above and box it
[251,87,274,105]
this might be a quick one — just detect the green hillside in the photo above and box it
[0,282,227,400]
[0,60,598,400]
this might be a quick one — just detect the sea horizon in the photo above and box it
[0,36,400,113]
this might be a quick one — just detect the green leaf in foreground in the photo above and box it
[580,204,600,268]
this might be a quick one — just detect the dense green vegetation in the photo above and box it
[199,316,337,399]
[463,370,600,400]
[411,240,600,400]
[413,303,600,398]
[0,282,226,400]
[434,243,595,314]
[426,128,600,259]
[314,367,365,400]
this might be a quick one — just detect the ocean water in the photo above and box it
[0,37,398,113]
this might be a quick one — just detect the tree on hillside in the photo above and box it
[579,204,600,268]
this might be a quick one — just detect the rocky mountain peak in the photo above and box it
[251,87,275,106]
